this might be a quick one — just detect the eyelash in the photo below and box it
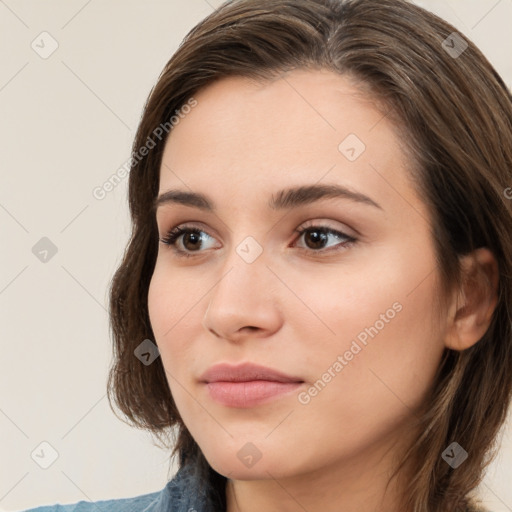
[159,223,357,259]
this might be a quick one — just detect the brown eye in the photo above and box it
[302,228,330,250]
[180,230,203,251]
[294,225,356,253]
[160,226,217,258]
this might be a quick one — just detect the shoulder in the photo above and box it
[19,460,222,512]
[18,487,163,512]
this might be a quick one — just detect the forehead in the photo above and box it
[157,69,420,218]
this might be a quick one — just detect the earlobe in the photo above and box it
[444,247,499,351]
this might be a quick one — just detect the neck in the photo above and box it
[225,431,414,512]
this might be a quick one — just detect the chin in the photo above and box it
[203,446,301,481]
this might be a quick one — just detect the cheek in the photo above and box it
[147,264,199,361]
[147,268,201,420]
[147,266,170,341]
[147,260,218,399]
[293,243,444,429]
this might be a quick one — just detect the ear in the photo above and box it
[444,247,499,351]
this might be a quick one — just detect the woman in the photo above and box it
[23,0,512,510]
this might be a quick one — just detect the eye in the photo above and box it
[159,225,217,258]
[292,223,356,254]
[159,222,357,259]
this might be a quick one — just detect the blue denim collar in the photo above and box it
[144,457,224,512]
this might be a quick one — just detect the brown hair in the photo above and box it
[106,1,512,510]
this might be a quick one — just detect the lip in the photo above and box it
[199,362,303,383]
[199,362,304,408]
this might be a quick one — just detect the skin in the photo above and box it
[147,69,499,512]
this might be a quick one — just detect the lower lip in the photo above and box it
[205,380,303,408]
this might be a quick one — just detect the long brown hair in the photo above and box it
[106,1,512,510]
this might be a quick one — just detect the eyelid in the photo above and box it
[158,216,356,240]
[158,219,215,238]
[158,218,354,243]
[296,219,358,238]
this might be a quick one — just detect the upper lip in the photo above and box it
[199,362,304,383]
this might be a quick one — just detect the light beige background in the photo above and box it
[1,1,511,511]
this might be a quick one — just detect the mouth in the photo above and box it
[204,380,304,408]
[199,362,304,408]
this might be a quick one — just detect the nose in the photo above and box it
[201,244,283,342]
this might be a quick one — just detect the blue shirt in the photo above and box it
[19,459,493,512]
[20,459,224,512]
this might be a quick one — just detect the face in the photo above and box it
[148,69,448,481]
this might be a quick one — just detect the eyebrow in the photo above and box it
[153,183,383,213]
